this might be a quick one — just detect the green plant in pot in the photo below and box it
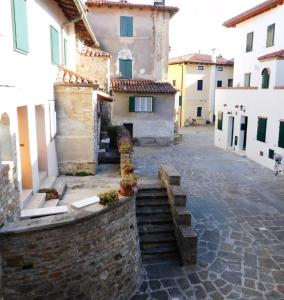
[120,159,134,176]
[119,174,136,196]
[98,191,119,206]
[119,143,132,154]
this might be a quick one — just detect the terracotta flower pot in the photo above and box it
[119,184,133,196]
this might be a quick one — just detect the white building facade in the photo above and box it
[215,0,284,171]
[0,0,96,206]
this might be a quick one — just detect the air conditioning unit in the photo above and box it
[154,0,165,6]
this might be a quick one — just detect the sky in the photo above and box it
[118,0,264,59]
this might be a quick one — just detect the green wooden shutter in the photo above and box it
[257,118,267,142]
[63,38,68,66]
[278,121,284,148]
[12,0,29,53]
[127,17,133,37]
[266,24,275,47]
[126,60,132,79]
[50,26,60,65]
[217,112,223,131]
[151,97,155,112]
[120,16,133,37]
[129,96,135,112]
[179,96,182,107]
[119,59,132,79]
[246,32,254,52]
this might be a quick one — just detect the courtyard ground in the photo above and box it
[132,126,284,300]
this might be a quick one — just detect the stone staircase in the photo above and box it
[136,185,181,264]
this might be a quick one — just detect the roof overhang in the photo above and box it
[97,91,113,102]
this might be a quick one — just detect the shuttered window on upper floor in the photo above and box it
[278,121,284,148]
[246,32,254,52]
[50,26,60,65]
[120,16,133,37]
[12,0,29,53]
[119,59,132,79]
[266,24,275,47]
[257,117,267,143]
[129,96,154,112]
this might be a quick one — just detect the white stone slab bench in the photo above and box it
[71,196,100,210]
[21,206,68,220]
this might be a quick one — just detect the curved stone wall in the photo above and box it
[0,197,141,300]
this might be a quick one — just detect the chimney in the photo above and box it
[154,0,165,7]
[211,48,217,64]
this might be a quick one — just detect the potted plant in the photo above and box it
[119,143,132,154]
[98,191,119,206]
[120,159,134,176]
[119,175,136,196]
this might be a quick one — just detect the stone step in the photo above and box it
[137,191,168,199]
[138,184,166,193]
[141,243,178,256]
[142,255,181,266]
[136,206,171,215]
[43,199,59,208]
[136,198,169,207]
[23,193,46,210]
[139,224,174,234]
[140,232,176,244]
[21,206,68,220]
[53,181,67,200]
[40,176,57,190]
[137,215,173,225]
[20,189,33,209]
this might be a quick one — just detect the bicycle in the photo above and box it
[274,153,283,176]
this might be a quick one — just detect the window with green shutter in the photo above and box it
[119,59,132,79]
[217,112,223,131]
[261,68,270,89]
[246,32,254,52]
[129,96,153,112]
[257,117,267,142]
[129,96,135,112]
[278,121,284,148]
[63,38,68,66]
[50,26,60,65]
[120,16,133,37]
[179,96,182,106]
[12,0,29,53]
[266,24,275,47]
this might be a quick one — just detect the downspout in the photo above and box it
[179,63,184,127]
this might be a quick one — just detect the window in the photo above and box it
[261,68,270,89]
[119,59,132,79]
[246,32,254,52]
[197,107,202,117]
[173,80,176,86]
[63,38,68,66]
[198,66,204,71]
[197,80,203,91]
[120,16,133,37]
[217,80,222,88]
[217,112,223,131]
[266,24,275,47]
[50,26,60,65]
[12,0,29,53]
[129,96,154,112]
[217,66,223,72]
[244,73,251,87]
[228,79,233,87]
[278,121,284,148]
[257,117,267,142]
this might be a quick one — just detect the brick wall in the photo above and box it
[0,197,141,300]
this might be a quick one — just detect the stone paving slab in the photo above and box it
[131,126,284,300]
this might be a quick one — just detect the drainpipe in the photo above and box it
[179,63,184,127]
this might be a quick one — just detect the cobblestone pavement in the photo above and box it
[132,126,284,300]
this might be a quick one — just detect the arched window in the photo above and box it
[261,68,270,89]
[0,113,13,162]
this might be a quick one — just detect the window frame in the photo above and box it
[134,96,153,113]
[217,112,223,131]
[217,80,223,88]
[197,80,203,91]
[256,117,267,143]
[119,59,133,79]
[244,73,251,87]
[197,107,202,117]
[217,66,223,72]
[261,68,270,89]
[50,25,60,66]
[246,32,254,52]
[120,16,133,37]
[266,23,275,48]
[198,65,204,71]
[228,79,233,87]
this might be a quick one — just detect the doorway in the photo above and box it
[123,123,133,139]
[228,116,235,147]
[17,106,33,189]
[240,116,248,151]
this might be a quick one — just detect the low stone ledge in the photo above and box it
[0,196,141,300]
[159,165,180,185]
[173,206,191,225]
[169,185,187,206]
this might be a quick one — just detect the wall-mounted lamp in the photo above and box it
[240,105,246,113]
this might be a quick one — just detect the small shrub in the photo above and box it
[120,174,137,187]
[98,191,119,206]
[119,143,132,154]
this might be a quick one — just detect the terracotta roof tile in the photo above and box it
[169,53,234,66]
[79,45,111,57]
[56,66,97,85]
[86,0,179,16]
[223,0,284,28]
[111,79,177,94]
[258,49,284,61]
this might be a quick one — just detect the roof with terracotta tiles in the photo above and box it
[169,53,234,66]
[86,0,179,16]
[56,66,97,85]
[223,0,284,28]
[258,49,284,61]
[54,0,98,46]
[111,79,177,94]
[79,45,111,57]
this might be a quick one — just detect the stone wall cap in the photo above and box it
[0,196,134,236]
